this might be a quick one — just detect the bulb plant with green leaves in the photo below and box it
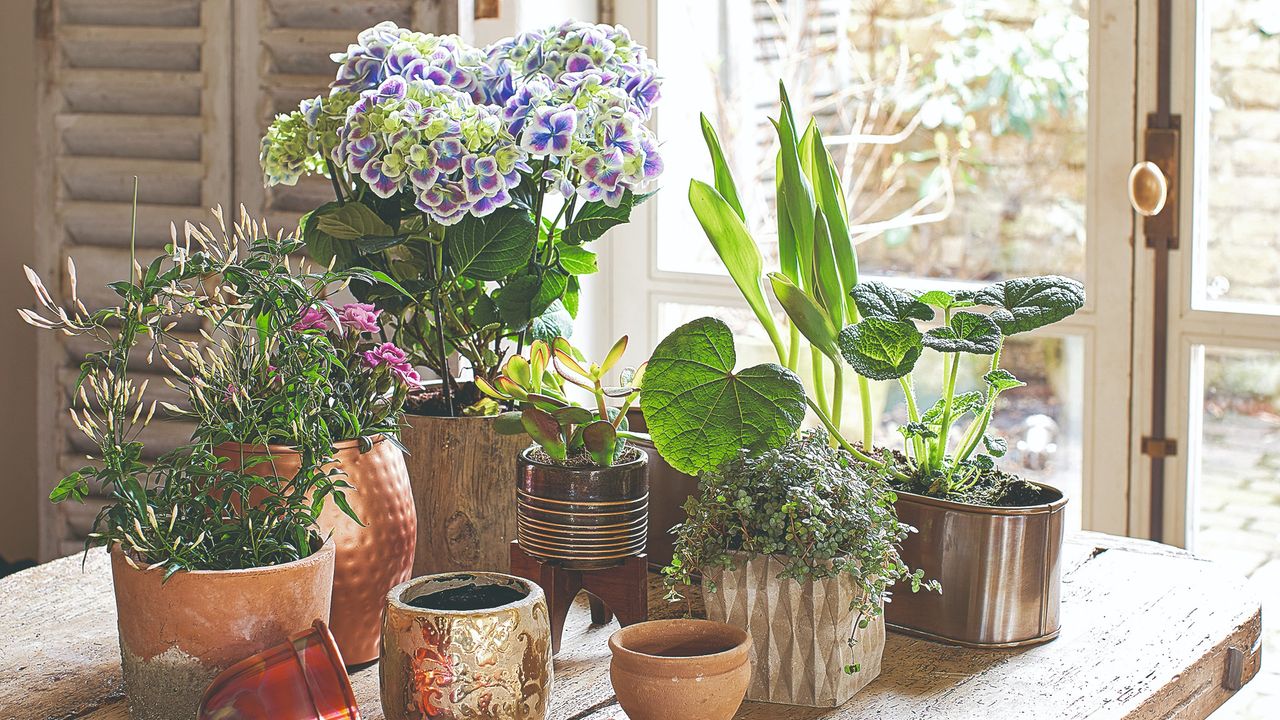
[838,276,1084,499]
[477,336,645,467]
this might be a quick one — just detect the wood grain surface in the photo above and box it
[0,532,1261,720]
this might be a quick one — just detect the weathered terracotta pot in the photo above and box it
[888,482,1067,647]
[608,619,751,720]
[216,435,416,665]
[402,413,528,576]
[380,572,553,720]
[516,447,649,570]
[703,552,884,707]
[111,539,335,720]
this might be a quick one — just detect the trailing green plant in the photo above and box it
[18,200,374,574]
[837,276,1084,499]
[476,336,644,466]
[664,430,936,670]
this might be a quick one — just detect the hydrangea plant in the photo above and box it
[260,20,663,417]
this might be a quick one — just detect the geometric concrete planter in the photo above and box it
[702,552,884,707]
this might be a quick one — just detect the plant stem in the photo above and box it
[831,360,844,431]
[857,375,874,450]
[810,348,830,420]
[898,374,925,465]
[805,397,895,475]
[786,324,800,372]
[323,158,345,205]
[933,352,961,469]
[426,233,453,417]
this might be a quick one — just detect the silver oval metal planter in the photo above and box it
[886,482,1067,647]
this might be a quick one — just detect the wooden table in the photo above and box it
[1,532,1262,720]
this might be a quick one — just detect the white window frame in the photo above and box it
[596,0,1139,535]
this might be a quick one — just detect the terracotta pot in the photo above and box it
[380,572,553,720]
[887,482,1067,647]
[198,620,360,720]
[111,539,335,720]
[608,619,751,720]
[703,552,884,707]
[401,412,528,576]
[626,409,698,570]
[516,447,649,570]
[216,435,416,665]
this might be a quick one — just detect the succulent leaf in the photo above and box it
[582,420,619,466]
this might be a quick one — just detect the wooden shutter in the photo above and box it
[33,0,463,559]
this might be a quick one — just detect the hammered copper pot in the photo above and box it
[216,435,416,665]
[887,482,1067,647]
[111,539,335,720]
[609,619,751,720]
[380,572,553,720]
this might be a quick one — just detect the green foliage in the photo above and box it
[838,275,1083,498]
[641,318,807,476]
[478,336,643,467]
[22,206,358,574]
[663,431,936,653]
[447,206,537,281]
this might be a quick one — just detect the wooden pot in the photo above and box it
[402,412,529,576]
[608,619,751,720]
[887,482,1067,647]
[702,553,884,707]
[215,435,416,665]
[380,572,553,720]
[516,447,649,570]
[111,539,335,720]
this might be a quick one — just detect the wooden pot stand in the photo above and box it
[509,541,648,653]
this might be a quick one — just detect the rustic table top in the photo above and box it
[0,531,1262,720]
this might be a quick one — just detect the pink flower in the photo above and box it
[223,383,239,403]
[361,342,409,368]
[392,364,426,389]
[293,305,331,332]
[338,302,382,334]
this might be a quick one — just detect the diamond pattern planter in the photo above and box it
[702,553,884,707]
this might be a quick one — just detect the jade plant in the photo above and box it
[838,277,1084,500]
[476,336,644,466]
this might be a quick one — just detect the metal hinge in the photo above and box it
[1141,437,1178,458]
[1138,114,1181,250]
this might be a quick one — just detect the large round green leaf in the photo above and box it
[974,275,1085,335]
[642,317,806,476]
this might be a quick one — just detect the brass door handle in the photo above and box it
[1128,160,1168,217]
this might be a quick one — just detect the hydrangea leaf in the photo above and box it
[974,275,1085,335]
[837,317,923,381]
[851,281,934,322]
[528,300,573,342]
[447,206,537,281]
[562,190,652,245]
[555,243,598,275]
[922,311,1002,355]
[496,271,568,328]
[314,201,394,240]
[642,317,807,476]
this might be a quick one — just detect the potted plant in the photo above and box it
[193,286,421,664]
[18,208,341,720]
[260,20,664,575]
[477,336,648,570]
[837,276,1083,646]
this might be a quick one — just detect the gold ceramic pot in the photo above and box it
[380,572,553,720]
[216,435,416,665]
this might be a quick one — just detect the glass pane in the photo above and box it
[655,303,1085,530]
[1197,3,1280,313]
[1191,346,1280,719]
[652,0,1089,284]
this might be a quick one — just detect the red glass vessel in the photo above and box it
[198,620,361,720]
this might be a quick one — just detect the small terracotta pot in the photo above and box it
[608,619,752,720]
[198,620,360,720]
[516,447,649,570]
[111,539,335,720]
[380,572,553,720]
[216,434,417,664]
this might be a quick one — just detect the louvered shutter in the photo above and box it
[33,0,463,559]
